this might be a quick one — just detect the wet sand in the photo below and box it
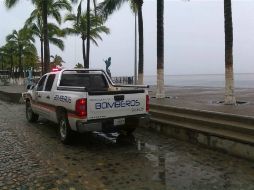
[150,86,254,117]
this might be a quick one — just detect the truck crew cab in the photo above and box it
[23,69,149,144]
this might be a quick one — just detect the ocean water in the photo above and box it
[144,73,254,88]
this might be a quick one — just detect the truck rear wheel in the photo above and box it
[59,114,73,144]
[121,120,137,135]
[26,101,39,122]
[122,127,136,135]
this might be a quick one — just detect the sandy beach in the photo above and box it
[150,86,254,117]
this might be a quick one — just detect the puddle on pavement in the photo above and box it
[90,132,168,185]
[25,120,254,190]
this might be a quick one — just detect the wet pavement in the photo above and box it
[0,100,254,190]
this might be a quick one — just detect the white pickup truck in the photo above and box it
[23,69,149,144]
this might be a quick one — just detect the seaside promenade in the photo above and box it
[1,84,254,156]
[1,84,254,116]
[0,84,254,189]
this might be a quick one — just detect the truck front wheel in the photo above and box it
[26,101,39,122]
[59,115,73,144]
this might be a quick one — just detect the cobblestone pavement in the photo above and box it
[0,100,254,190]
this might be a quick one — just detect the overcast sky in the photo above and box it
[0,0,254,76]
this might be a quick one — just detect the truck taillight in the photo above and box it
[76,98,87,117]
[146,95,150,112]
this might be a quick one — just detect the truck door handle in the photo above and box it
[46,96,50,99]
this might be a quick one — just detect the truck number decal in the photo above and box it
[95,100,140,110]
[54,95,71,103]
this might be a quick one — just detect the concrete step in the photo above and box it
[150,117,254,145]
[150,109,254,135]
[150,104,254,126]
[150,104,254,145]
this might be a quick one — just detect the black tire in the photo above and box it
[26,101,39,123]
[122,127,136,135]
[120,123,136,135]
[59,114,73,144]
[123,118,138,135]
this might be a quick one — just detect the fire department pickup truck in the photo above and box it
[23,69,149,144]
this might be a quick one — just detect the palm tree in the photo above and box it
[0,42,17,75]
[64,12,110,68]
[75,63,84,68]
[50,54,64,69]
[6,28,36,77]
[156,0,165,98]
[76,0,97,68]
[224,0,236,105]
[5,0,73,74]
[98,0,144,84]
[26,17,65,75]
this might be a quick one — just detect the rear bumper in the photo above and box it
[76,114,149,133]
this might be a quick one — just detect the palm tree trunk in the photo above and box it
[156,0,165,98]
[134,12,137,85]
[10,54,14,77]
[85,0,91,69]
[137,0,144,85]
[224,0,236,105]
[40,38,44,76]
[18,49,22,78]
[82,38,86,68]
[1,55,3,70]
[42,0,50,74]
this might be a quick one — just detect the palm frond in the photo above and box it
[97,0,127,19]
[4,0,19,9]
[49,37,64,50]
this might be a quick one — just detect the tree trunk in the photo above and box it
[1,55,3,70]
[134,12,137,85]
[42,0,50,74]
[10,54,14,77]
[224,0,236,105]
[85,0,91,69]
[40,38,44,76]
[137,0,144,85]
[18,49,22,78]
[82,38,86,68]
[156,0,165,98]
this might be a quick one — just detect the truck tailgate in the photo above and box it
[87,92,147,120]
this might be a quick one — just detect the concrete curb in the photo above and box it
[0,90,23,104]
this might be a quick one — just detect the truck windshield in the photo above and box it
[60,73,108,91]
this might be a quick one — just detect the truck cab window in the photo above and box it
[45,74,56,91]
[60,73,108,91]
[36,75,47,91]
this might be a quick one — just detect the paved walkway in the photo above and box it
[1,100,254,190]
[1,84,254,117]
